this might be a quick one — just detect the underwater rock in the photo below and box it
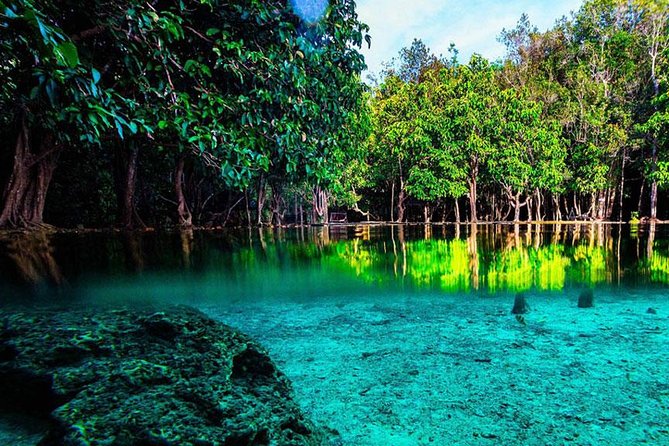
[577,289,595,308]
[511,293,530,315]
[0,305,330,446]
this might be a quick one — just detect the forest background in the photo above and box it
[1,0,668,229]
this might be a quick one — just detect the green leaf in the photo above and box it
[45,79,56,105]
[56,42,79,68]
[35,16,49,42]
[3,5,18,19]
[92,68,101,84]
[184,59,197,72]
[115,120,124,138]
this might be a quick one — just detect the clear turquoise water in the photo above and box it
[1,224,668,445]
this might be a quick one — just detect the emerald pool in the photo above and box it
[1,223,668,445]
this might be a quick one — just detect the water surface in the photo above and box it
[1,223,668,445]
[1,223,668,305]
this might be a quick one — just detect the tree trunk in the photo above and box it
[468,178,478,223]
[455,198,461,224]
[618,148,626,222]
[256,176,267,226]
[423,203,431,223]
[534,190,543,222]
[312,185,329,224]
[650,173,658,221]
[468,157,479,223]
[638,178,646,217]
[117,143,140,229]
[270,183,284,226]
[553,194,562,221]
[175,154,192,228]
[294,195,298,226]
[491,193,496,221]
[396,178,407,223]
[244,190,251,227]
[390,181,395,222]
[0,121,60,228]
[648,18,663,221]
[604,188,614,220]
[590,192,599,220]
[513,193,521,222]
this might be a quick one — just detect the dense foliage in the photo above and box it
[0,0,369,228]
[1,0,668,228]
[363,0,669,223]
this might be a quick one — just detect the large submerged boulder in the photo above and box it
[0,305,330,445]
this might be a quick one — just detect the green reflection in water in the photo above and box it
[1,223,668,303]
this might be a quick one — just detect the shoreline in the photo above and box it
[0,219,666,237]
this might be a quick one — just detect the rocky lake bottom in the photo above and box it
[1,288,667,446]
[208,289,669,445]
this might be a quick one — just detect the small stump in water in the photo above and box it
[578,289,594,308]
[511,293,530,314]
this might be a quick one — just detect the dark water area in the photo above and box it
[1,223,668,306]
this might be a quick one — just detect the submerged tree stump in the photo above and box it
[578,289,595,308]
[511,292,530,314]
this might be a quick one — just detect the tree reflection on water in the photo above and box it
[1,223,668,300]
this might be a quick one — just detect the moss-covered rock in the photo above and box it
[0,305,331,445]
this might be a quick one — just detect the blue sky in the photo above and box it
[356,0,584,78]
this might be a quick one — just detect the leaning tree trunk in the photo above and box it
[175,154,192,228]
[0,121,59,228]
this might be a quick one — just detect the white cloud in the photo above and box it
[356,0,583,77]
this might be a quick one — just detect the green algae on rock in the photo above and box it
[0,305,331,445]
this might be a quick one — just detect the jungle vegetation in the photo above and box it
[1,0,668,229]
